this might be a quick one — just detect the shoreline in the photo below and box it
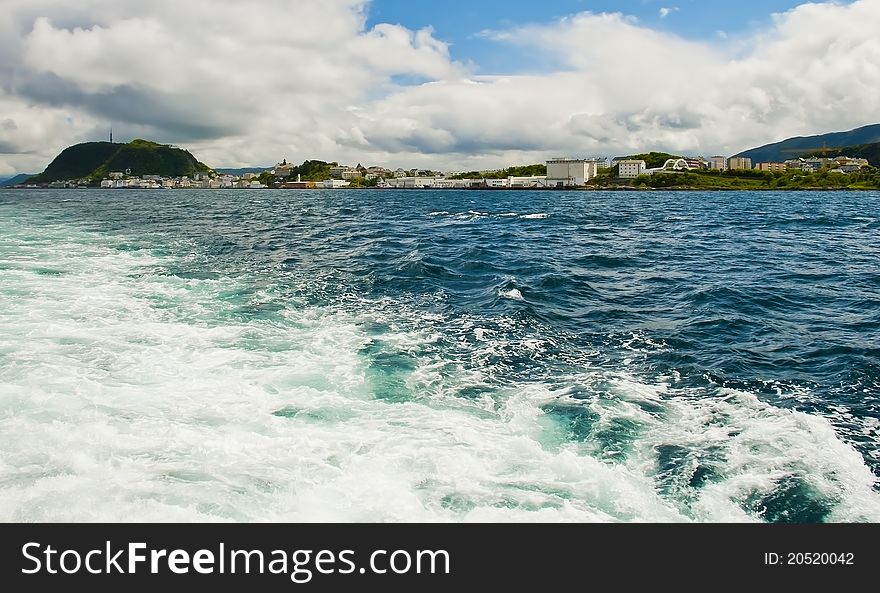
[4,185,877,192]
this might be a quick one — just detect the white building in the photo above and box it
[508,176,549,188]
[546,158,597,187]
[322,179,351,189]
[617,160,647,178]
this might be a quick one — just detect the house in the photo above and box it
[832,157,869,172]
[801,158,827,172]
[617,160,647,178]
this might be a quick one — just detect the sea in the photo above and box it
[1,188,878,523]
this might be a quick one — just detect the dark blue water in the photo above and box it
[1,188,878,522]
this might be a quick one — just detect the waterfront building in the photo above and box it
[617,159,647,179]
[546,158,597,187]
[508,176,549,188]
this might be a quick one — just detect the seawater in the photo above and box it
[1,188,878,522]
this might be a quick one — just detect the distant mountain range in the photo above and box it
[735,123,880,163]
[1,173,36,187]
[29,139,212,183]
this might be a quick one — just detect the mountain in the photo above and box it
[29,139,212,183]
[1,173,35,187]
[735,123,880,163]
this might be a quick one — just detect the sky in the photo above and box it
[1,0,879,175]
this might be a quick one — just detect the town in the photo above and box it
[22,154,875,190]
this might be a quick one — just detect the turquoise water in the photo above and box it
[1,188,878,522]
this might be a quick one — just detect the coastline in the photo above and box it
[5,185,877,192]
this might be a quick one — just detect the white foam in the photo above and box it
[1,215,878,523]
[499,288,524,301]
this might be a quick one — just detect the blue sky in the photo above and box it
[367,0,809,72]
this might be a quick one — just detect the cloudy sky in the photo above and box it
[1,0,878,175]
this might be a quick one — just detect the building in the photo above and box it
[274,160,292,178]
[617,160,647,179]
[546,158,597,187]
[710,156,728,171]
[508,176,549,188]
[281,180,316,189]
[801,158,827,172]
[755,162,788,172]
[727,157,752,170]
[342,169,362,181]
[328,166,348,179]
[833,157,869,172]
[684,157,708,170]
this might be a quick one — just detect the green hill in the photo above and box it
[30,139,212,183]
[735,124,880,163]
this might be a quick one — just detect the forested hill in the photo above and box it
[30,140,212,182]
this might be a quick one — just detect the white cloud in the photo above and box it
[1,1,879,174]
[659,7,678,18]
[0,0,461,173]
[353,2,880,164]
